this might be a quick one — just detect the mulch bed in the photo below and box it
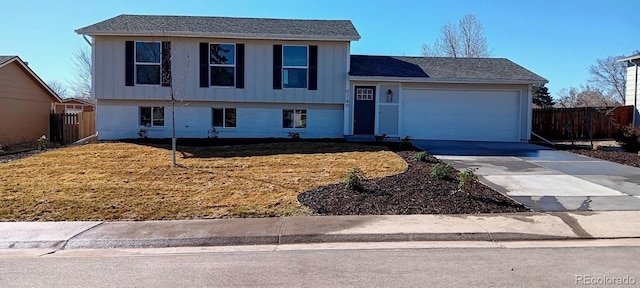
[569,149,640,168]
[0,150,49,163]
[298,150,530,215]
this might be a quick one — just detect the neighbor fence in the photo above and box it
[531,105,633,140]
[50,112,96,145]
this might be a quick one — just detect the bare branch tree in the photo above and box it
[67,47,92,99]
[422,14,491,58]
[556,84,618,108]
[588,56,627,105]
[46,80,69,99]
[459,14,489,58]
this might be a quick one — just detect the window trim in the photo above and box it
[209,43,236,87]
[134,41,162,86]
[282,109,307,129]
[212,107,237,128]
[282,45,309,89]
[139,106,165,128]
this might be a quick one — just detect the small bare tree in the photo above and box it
[556,85,618,108]
[68,48,92,99]
[46,80,69,99]
[588,56,627,105]
[422,14,491,58]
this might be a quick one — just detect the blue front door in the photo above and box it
[354,86,375,135]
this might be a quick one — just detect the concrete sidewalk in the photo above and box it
[1,211,639,250]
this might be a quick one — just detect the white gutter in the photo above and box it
[349,76,548,85]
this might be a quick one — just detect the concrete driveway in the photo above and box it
[413,140,640,211]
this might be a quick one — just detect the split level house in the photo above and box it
[76,14,547,142]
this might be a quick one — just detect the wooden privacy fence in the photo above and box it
[531,106,633,140]
[50,112,96,145]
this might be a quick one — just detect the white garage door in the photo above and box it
[401,89,521,141]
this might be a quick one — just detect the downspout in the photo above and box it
[634,61,638,127]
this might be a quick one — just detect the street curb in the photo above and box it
[61,233,578,250]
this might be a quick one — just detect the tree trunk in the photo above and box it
[172,101,176,166]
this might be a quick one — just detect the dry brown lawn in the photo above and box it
[0,142,407,221]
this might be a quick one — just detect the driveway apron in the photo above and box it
[413,140,640,211]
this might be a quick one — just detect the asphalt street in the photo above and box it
[1,240,639,287]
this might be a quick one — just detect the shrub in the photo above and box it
[400,135,413,150]
[288,132,300,139]
[375,133,389,142]
[430,163,453,179]
[344,167,366,191]
[458,168,479,194]
[615,124,640,152]
[414,151,429,162]
[137,126,149,138]
[37,135,47,151]
[207,127,219,138]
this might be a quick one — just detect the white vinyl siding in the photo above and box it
[93,36,348,104]
[96,99,343,140]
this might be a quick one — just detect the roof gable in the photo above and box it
[350,55,547,84]
[0,55,62,102]
[76,14,361,41]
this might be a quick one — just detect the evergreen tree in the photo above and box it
[532,84,555,107]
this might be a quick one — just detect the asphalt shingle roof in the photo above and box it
[0,55,17,66]
[350,55,547,83]
[76,14,360,41]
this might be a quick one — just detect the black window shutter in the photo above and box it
[309,45,318,90]
[161,41,171,87]
[199,42,209,88]
[273,45,282,90]
[125,41,134,86]
[235,43,245,89]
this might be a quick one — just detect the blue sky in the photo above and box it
[2,0,638,97]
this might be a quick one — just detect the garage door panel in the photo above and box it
[401,89,520,142]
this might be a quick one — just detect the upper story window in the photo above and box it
[135,42,161,85]
[210,44,235,87]
[282,46,308,89]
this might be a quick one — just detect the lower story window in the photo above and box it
[283,109,306,129]
[212,108,237,128]
[140,106,164,127]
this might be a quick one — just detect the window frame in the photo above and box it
[209,43,236,87]
[282,45,308,89]
[134,41,162,86]
[139,106,165,128]
[356,88,374,101]
[282,109,307,129]
[212,107,237,128]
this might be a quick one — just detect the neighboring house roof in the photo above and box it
[75,14,361,41]
[0,55,62,102]
[0,56,15,66]
[60,98,95,105]
[349,55,548,84]
[618,53,640,63]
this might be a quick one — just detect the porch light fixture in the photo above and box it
[387,89,393,102]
